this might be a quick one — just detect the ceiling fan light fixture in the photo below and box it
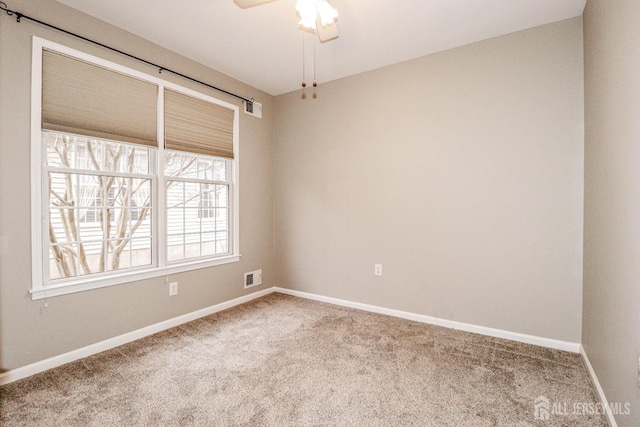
[295,0,338,30]
[316,0,338,27]
[296,0,317,29]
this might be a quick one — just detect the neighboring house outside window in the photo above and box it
[165,151,232,262]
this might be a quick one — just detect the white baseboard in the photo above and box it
[273,287,581,353]
[1,286,583,386]
[0,288,273,386]
[580,345,617,427]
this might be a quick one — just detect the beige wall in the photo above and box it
[0,0,274,370]
[274,18,585,343]
[583,1,640,425]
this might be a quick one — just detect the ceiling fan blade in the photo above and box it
[317,21,339,43]
[233,0,278,9]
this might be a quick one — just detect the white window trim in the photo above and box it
[30,36,240,300]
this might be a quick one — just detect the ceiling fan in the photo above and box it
[233,0,339,42]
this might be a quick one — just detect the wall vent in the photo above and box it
[243,100,262,119]
[244,269,262,289]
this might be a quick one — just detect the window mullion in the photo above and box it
[101,178,107,274]
[41,134,50,287]
[156,84,167,269]
[75,172,81,277]
[162,175,230,186]
[214,185,218,254]
[47,165,153,180]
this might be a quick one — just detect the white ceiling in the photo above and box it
[56,0,586,96]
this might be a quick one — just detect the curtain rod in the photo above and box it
[0,1,255,105]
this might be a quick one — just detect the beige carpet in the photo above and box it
[1,293,607,426]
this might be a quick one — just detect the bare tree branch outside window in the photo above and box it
[45,132,231,281]
[47,134,152,279]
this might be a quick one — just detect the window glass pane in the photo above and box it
[78,215,103,242]
[48,172,71,208]
[130,215,152,238]
[216,208,229,229]
[130,239,152,268]
[165,151,198,179]
[216,231,229,254]
[107,239,129,271]
[164,152,181,178]
[131,147,150,175]
[164,151,231,262]
[184,182,200,208]
[45,133,65,168]
[184,238,201,259]
[216,185,228,207]
[81,240,105,275]
[164,150,229,181]
[200,215,215,233]
[49,207,72,244]
[106,238,151,271]
[83,139,105,171]
[167,235,184,262]
[167,206,185,236]
[107,209,124,237]
[213,160,228,181]
[104,141,126,173]
[201,232,216,257]
[49,243,78,280]
[46,132,152,175]
[44,131,154,282]
[197,158,213,181]
[74,138,103,170]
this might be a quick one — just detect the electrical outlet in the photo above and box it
[637,355,640,389]
[169,281,178,296]
[374,264,383,276]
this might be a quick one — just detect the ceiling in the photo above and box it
[55,0,586,96]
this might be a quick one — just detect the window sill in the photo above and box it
[30,254,241,300]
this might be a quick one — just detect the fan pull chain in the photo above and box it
[301,32,306,88]
[301,31,319,89]
[313,34,317,87]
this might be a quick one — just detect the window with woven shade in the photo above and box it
[164,88,235,158]
[31,37,239,300]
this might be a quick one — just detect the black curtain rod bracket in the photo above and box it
[0,1,254,106]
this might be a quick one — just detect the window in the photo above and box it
[165,152,232,261]
[31,37,239,299]
[46,134,153,280]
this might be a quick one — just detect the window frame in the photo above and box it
[30,37,240,300]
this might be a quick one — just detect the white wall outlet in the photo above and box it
[169,281,178,296]
[244,269,263,288]
[374,264,383,276]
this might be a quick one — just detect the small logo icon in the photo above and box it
[535,395,550,420]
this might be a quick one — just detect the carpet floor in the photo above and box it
[1,293,607,426]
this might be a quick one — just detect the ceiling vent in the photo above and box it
[244,100,262,119]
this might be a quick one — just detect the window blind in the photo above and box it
[42,49,158,147]
[164,88,235,159]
